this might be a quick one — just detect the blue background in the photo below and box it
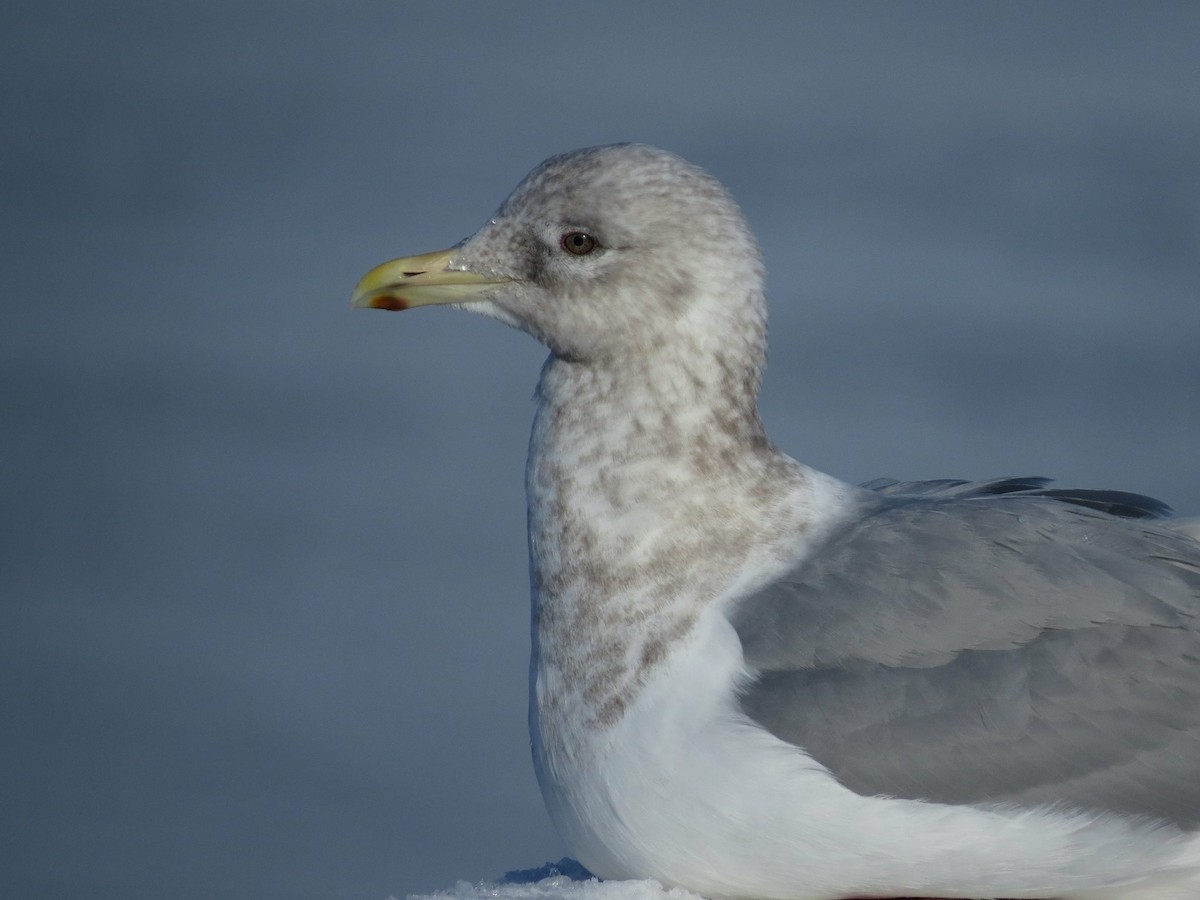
[3,3,1198,898]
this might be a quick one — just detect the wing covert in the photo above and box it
[729,478,1200,826]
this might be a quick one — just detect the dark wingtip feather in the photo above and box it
[863,475,1173,520]
[1036,489,1173,519]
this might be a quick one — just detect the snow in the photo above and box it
[404,860,702,900]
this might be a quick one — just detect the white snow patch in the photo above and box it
[405,876,703,900]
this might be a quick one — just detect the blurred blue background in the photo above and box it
[3,2,1198,898]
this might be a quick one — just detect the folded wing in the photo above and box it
[730,477,1200,826]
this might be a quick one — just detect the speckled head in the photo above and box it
[352,144,768,368]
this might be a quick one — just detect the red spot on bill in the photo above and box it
[369,294,410,311]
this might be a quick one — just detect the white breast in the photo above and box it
[532,604,1200,900]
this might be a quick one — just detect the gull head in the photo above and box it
[352,144,768,366]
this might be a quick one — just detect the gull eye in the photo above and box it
[560,231,598,256]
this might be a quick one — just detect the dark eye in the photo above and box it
[560,231,598,256]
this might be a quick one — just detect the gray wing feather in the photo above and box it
[730,477,1200,827]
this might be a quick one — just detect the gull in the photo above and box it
[352,144,1200,900]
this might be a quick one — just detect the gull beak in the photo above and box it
[350,248,509,311]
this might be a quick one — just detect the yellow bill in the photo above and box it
[350,248,508,311]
